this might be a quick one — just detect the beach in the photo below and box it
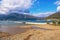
[0,24,60,40]
[0,0,59,40]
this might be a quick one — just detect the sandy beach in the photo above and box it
[1,24,60,40]
[0,0,59,40]
[0,32,10,38]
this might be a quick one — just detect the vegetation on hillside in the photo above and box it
[46,12,60,25]
[46,12,60,19]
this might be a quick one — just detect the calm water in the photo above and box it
[0,20,47,26]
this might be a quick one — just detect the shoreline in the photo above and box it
[26,22,47,24]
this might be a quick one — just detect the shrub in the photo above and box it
[58,20,60,25]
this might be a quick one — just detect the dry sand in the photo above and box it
[0,32,10,38]
[1,24,60,40]
[17,24,60,30]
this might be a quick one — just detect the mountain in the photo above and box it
[0,13,44,21]
[46,12,60,19]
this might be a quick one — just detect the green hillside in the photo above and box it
[46,12,60,19]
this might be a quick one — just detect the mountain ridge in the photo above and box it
[0,13,45,21]
[46,12,60,19]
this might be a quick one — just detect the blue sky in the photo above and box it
[29,0,60,17]
[30,0,57,13]
[0,0,60,17]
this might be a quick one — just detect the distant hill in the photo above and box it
[0,13,44,21]
[46,12,60,19]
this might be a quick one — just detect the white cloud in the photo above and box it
[0,0,36,14]
[57,6,60,11]
[54,0,60,5]
[54,0,60,11]
[32,12,54,17]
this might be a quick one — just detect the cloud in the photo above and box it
[57,6,60,11]
[0,0,36,14]
[54,0,60,5]
[32,12,54,17]
[54,0,60,11]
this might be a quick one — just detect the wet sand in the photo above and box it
[0,27,30,35]
[1,26,51,35]
[1,24,60,35]
[0,24,55,35]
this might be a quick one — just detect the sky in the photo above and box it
[0,0,60,17]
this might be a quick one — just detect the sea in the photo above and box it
[0,20,52,25]
[0,20,52,28]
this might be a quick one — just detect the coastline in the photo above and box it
[26,22,47,24]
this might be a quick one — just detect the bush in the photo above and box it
[58,20,60,25]
[46,21,49,24]
[52,21,57,25]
